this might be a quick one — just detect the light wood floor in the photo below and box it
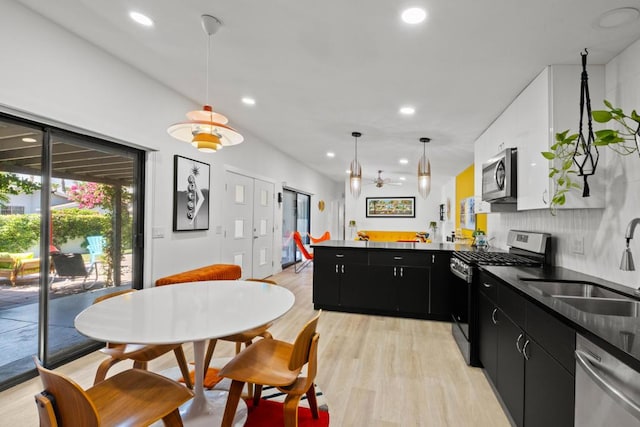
[0,266,510,426]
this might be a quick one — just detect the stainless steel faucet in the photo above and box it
[620,217,640,295]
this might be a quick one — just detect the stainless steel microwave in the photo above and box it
[482,148,517,203]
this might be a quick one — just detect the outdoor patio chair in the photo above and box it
[50,252,98,290]
[86,235,105,267]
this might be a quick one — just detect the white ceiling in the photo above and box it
[15,0,640,185]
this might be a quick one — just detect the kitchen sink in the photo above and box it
[554,296,640,317]
[521,280,626,299]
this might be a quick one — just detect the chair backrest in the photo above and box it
[50,253,88,277]
[288,311,321,371]
[308,231,331,244]
[86,236,105,253]
[33,357,100,426]
[293,231,313,260]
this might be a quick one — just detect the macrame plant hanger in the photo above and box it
[573,48,599,197]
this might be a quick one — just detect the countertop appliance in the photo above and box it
[450,230,551,366]
[482,147,517,204]
[575,334,640,426]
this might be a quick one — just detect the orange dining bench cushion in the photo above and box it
[155,264,241,286]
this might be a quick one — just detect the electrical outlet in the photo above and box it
[571,236,584,255]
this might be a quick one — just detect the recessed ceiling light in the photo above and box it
[399,176,406,181]
[22,137,37,143]
[598,7,640,28]
[400,106,415,115]
[326,152,335,158]
[399,158,409,165]
[242,97,256,105]
[401,8,427,24]
[129,11,154,27]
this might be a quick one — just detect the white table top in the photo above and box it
[75,280,295,344]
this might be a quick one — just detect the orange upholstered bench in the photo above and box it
[155,264,241,286]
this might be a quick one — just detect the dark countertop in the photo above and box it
[481,265,640,372]
[312,240,479,252]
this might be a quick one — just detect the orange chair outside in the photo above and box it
[308,231,331,244]
[293,231,313,273]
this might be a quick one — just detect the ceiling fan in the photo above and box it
[369,170,402,188]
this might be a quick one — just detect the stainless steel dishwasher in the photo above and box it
[575,334,640,426]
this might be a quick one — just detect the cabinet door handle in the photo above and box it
[393,267,397,277]
[432,254,435,263]
[491,308,498,325]
[393,256,403,260]
[335,254,344,258]
[483,282,492,288]
[522,340,531,360]
[335,264,338,273]
[516,333,524,353]
[400,267,403,278]
[341,265,345,274]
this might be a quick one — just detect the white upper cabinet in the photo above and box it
[517,65,605,211]
[474,64,606,212]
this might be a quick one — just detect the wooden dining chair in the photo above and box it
[293,231,314,273]
[33,357,193,427]
[202,278,278,396]
[219,311,321,427]
[92,289,193,389]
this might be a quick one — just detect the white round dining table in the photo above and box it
[75,280,295,427]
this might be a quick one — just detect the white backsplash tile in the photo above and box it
[488,37,640,291]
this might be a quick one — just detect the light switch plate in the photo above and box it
[571,236,584,255]
[152,227,165,239]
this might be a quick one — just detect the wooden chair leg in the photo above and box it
[173,345,192,389]
[305,383,319,419]
[283,393,303,427]
[203,339,218,377]
[234,341,242,354]
[253,384,263,407]
[161,408,184,427]
[94,357,121,385]
[34,393,59,427]
[221,380,245,427]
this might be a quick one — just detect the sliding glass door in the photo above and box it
[0,113,144,390]
[281,189,310,268]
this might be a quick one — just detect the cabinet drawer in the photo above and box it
[314,248,368,264]
[526,301,575,374]
[477,272,499,302]
[499,283,526,328]
[369,251,430,266]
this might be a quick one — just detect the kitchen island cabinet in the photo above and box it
[312,241,457,320]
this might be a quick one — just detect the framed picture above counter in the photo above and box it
[366,197,415,218]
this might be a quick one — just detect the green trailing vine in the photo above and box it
[543,100,640,212]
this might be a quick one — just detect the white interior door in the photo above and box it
[224,171,254,278]
[223,171,274,279]
[252,179,274,279]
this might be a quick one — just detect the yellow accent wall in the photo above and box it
[455,164,487,238]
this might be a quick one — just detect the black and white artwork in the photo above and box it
[173,155,210,231]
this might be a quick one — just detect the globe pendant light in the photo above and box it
[349,132,363,198]
[167,15,243,152]
[418,137,431,198]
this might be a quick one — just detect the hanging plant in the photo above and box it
[543,100,640,212]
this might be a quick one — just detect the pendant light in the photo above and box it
[167,15,243,152]
[418,137,432,198]
[349,132,363,198]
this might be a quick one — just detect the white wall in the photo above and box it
[344,174,452,237]
[487,37,640,289]
[0,1,342,283]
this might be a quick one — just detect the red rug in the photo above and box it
[244,398,330,427]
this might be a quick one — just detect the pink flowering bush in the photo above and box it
[67,182,106,209]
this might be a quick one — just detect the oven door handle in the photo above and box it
[450,267,471,283]
[575,349,640,419]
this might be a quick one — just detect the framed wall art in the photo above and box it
[366,197,415,218]
[173,155,210,231]
[459,196,475,230]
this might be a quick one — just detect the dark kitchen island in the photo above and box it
[312,240,465,320]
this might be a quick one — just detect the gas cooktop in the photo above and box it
[453,251,542,267]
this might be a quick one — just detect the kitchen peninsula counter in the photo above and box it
[311,240,464,320]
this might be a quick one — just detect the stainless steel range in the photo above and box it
[450,230,551,366]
